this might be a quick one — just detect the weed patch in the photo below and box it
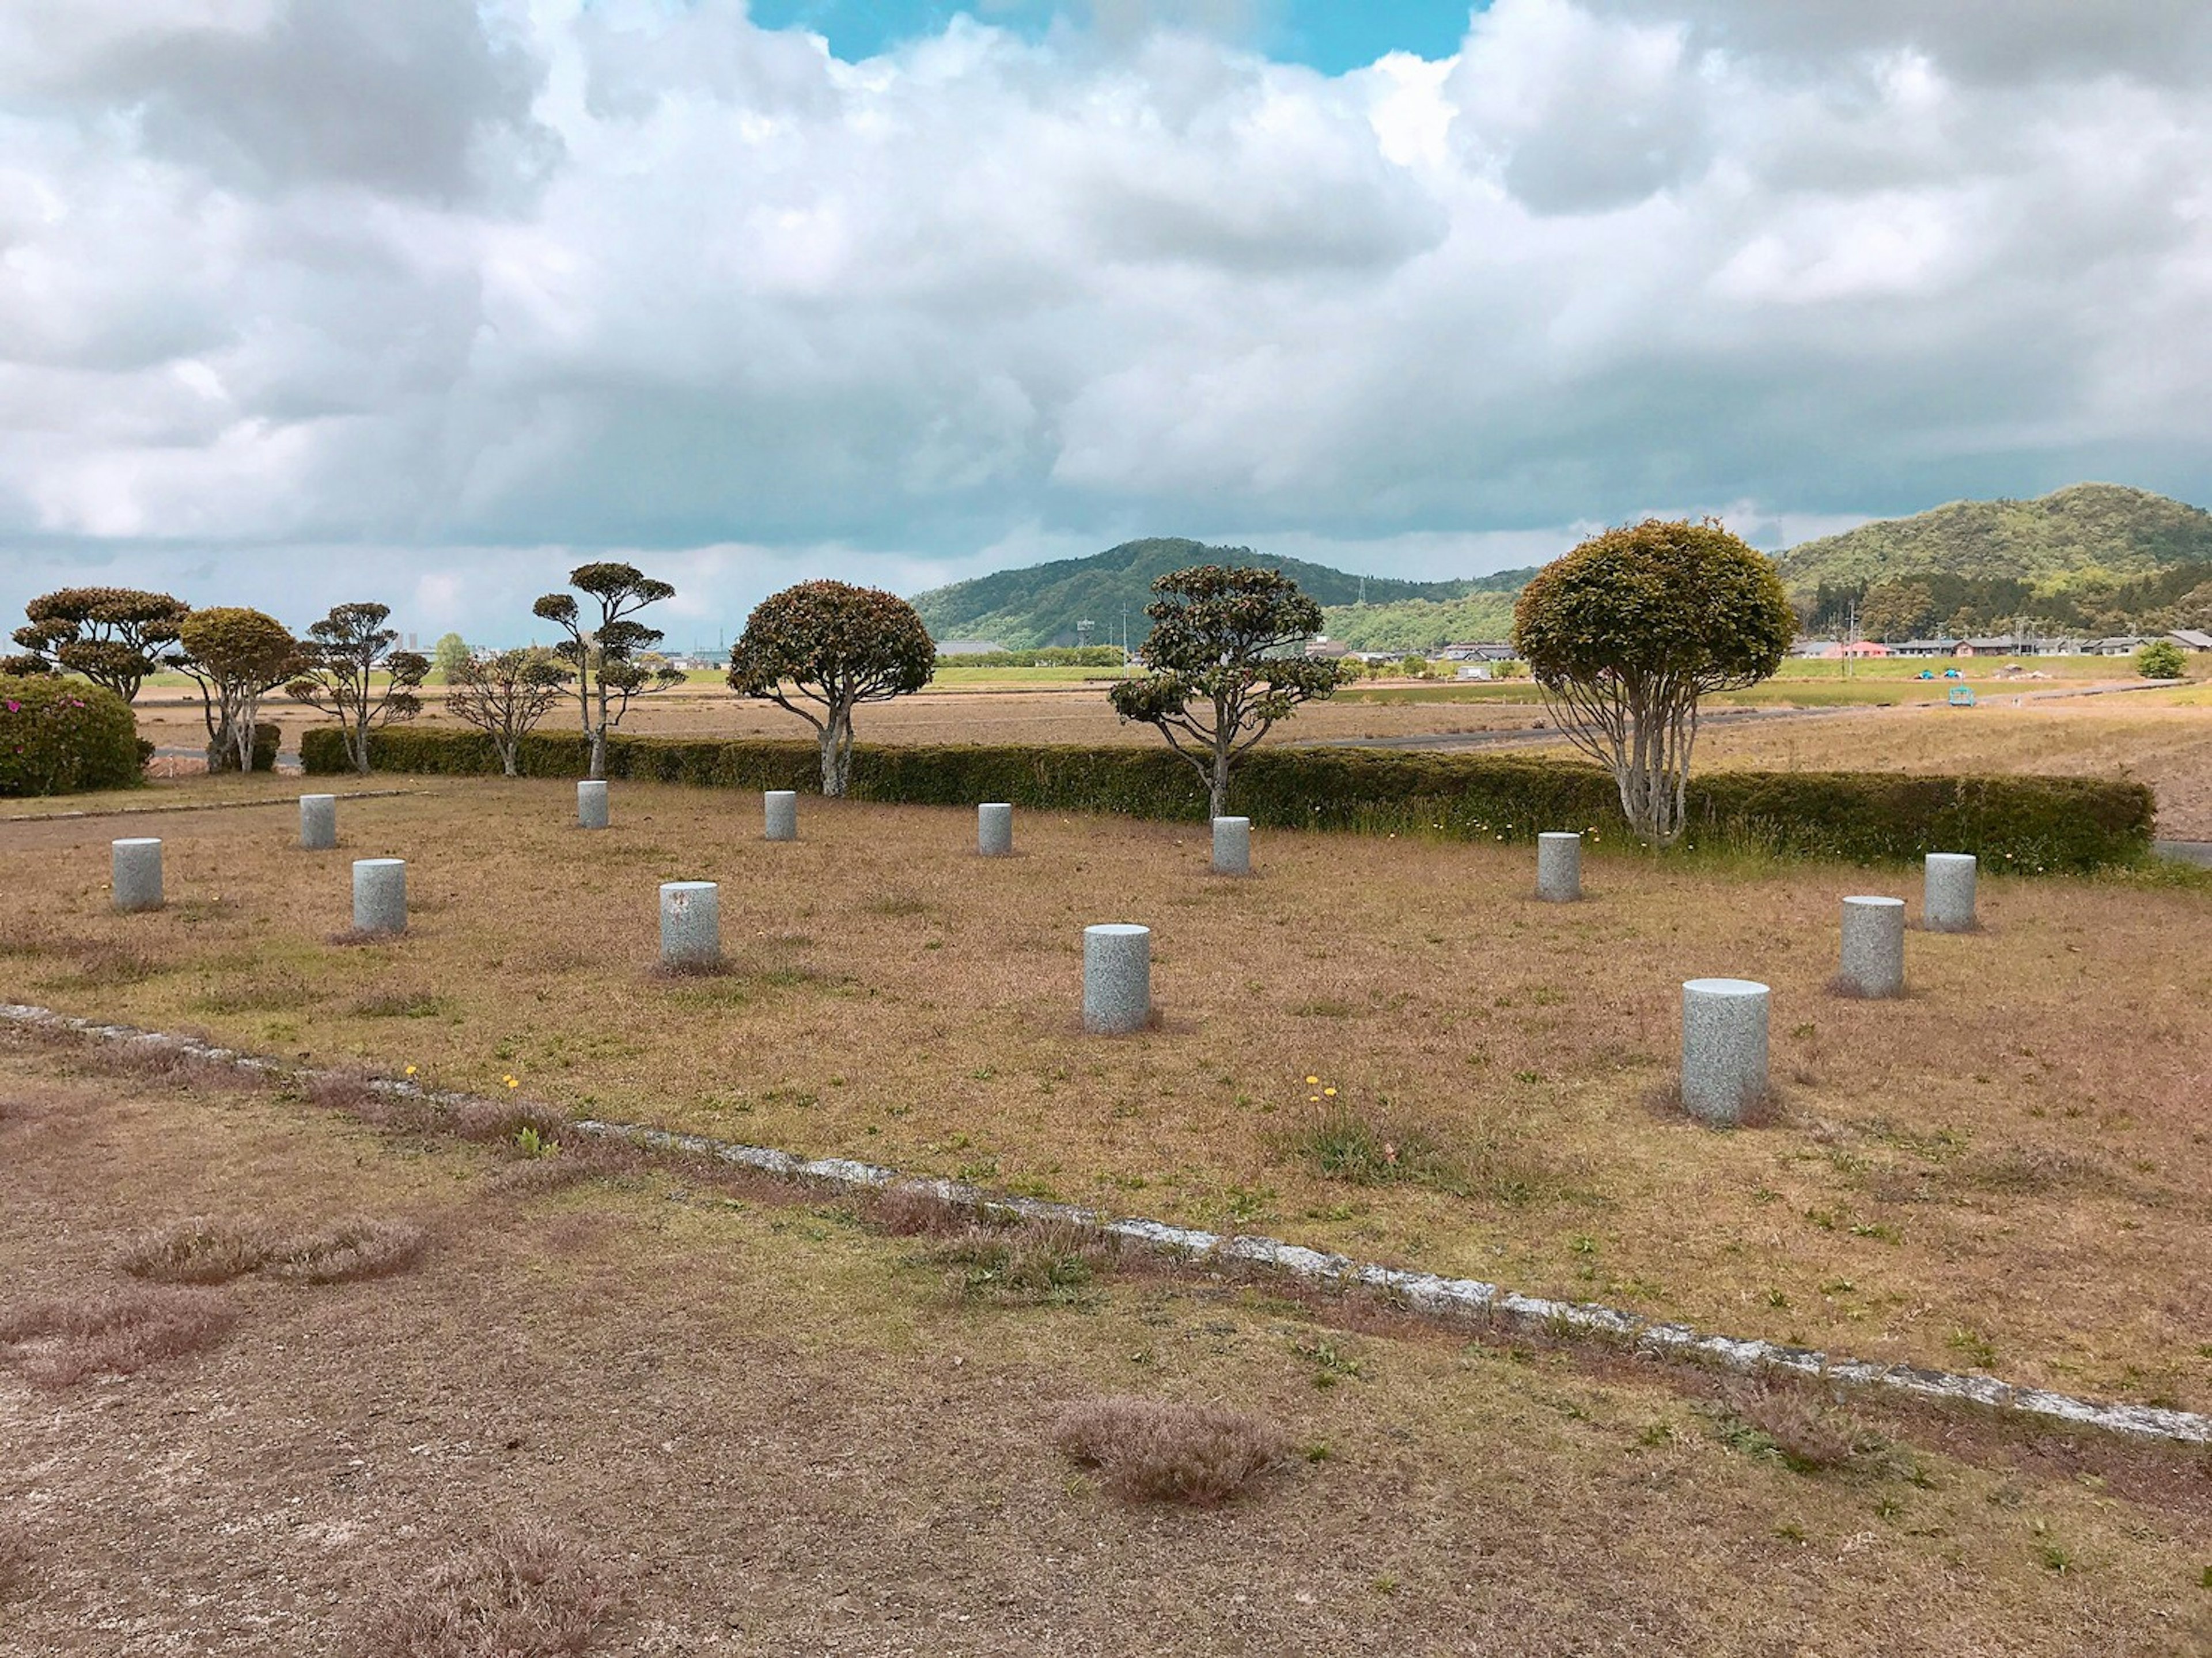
[928,1221,1117,1307]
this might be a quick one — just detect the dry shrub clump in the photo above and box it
[0,1285,236,1387]
[866,1182,978,1238]
[358,1522,622,1658]
[120,1215,428,1286]
[118,1217,275,1284]
[1053,1396,1293,1507]
[928,1220,1119,1306]
[1285,1101,1562,1204]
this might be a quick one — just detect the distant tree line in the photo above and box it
[1802,560,2212,640]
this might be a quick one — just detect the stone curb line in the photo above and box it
[6,1000,2205,1449]
[1,787,426,825]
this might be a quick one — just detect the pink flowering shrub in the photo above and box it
[0,675,140,795]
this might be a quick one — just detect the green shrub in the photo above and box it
[308,727,2156,872]
[2136,639,2187,680]
[0,676,140,795]
[209,721,281,773]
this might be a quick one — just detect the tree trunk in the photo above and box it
[820,716,854,798]
[498,738,520,778]
[1208,737,1232,821]
[588,727,607,781]
[233,693,257,773]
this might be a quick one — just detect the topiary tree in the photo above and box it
[12,588,190,703]
[285,602,430,775]
[727,581,936,796]
[532,563,685,779]
[1513,518,1795,845]
[171,608,302,773]
[430,632,471,680]
[0,676,141,795]
[1107,565,1345,821]
[2137,639,2187,680]
[445,648,574,775]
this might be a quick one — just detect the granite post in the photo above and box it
[1838,896,1906,997]
[112,838,163,912]
[299,794,337,851]
[1536,832,1583,902]
[1211,817,1251,877]
[352,858,407,935]
[978,802,1013,857]
[1680,977,1769,1126]
[660,881,721,969]
[1083,924,1152,1034]
[764,791,798,842]
[1924,853,1978,932]
[578,779,609,830]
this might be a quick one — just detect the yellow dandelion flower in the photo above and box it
[1308,1094,1321,1103]
[404,1064,417,1077]
[1304,1075,1320,1085]
[1323,1087,1338,1097]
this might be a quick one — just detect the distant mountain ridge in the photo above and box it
[1772,483,2212,591]
[908,537,1502,650]
[914,486,2212,653]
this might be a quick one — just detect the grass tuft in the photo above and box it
[347,989,450,1019]
[356,1521,620,1658]
[0,1285,236,1387]
[1706,1383,1875,1474]
[1052,1395,1293,1506]
[927,1220,1117,1306]
[118,1217,276,1284]
[867,1183,978,1238]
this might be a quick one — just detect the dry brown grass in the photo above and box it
[1710,1382,1877,1474]
[6,776,2212,1410]
[119,1213,427,1286]
[0,1521,33,1609]
[6,1050,2212,1656]
[357,1522,620,1658]
[927,1219,1122,1306]
[267,1217,429,1283]
[1052,1395,1294,1506]
[0,1284,236,1386]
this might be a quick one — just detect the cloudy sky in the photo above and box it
[3,0,2209,648]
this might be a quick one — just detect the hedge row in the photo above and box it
[304,726,2154,871]
[0,675,141,795]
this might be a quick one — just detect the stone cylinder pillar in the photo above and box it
[660,881,721,969]
[1924,853,1978,933]
[578,779,609,830]
[352,858,407,935]
[1083,924,1152,1034]
[1536,832,1582,902]
[299,794,337,851]
[978,802,1013,857]
[1211,817,1251,877]
[112,837,164,913]
[1838,896,1906,997]
[764,791,798,842]
[1680,978,1770,1126]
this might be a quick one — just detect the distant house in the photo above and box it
[1820,640,1892,659]
[1304,639,1353,660]
[1439,642,1518,662]
[1892,638,1954,657]
[2084,635,2149,656]
[2166,629,2212,652]
[935,639,1005,656]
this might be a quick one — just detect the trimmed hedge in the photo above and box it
[0,675,141,795]
[305,726,2156,872]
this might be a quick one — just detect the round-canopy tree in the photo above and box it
[2136,639,2187,680]
[171,607,302,773]
[1513,519,1794,845]
[11,587,190,703]
[430,632,471,679]
[1107,564,1344,821]
[445,648,573,776]
[726,582,935,796]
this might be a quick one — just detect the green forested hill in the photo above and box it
[910,538,1487,650]
[1774,484,2212,592]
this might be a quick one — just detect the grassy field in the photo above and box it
[5,777,2210,1424]
[6,1041,2207,1654]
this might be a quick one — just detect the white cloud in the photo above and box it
[0,0,2208,642]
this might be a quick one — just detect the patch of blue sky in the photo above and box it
[745,2,1479,72]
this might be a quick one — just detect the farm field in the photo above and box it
[5,1041,2207,1655]
[3,777,2209,1418]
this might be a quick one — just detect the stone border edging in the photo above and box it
[5,1000,2205,1448]
[1,787,425,825]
